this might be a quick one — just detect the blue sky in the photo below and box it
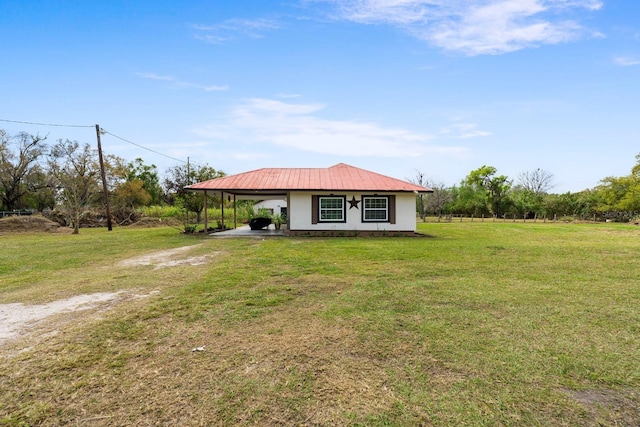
[1,0,638,192]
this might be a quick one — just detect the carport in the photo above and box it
[186,190,287,233]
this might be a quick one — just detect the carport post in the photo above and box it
[233,194,237,229]
[221,191,225,229]
[203,191,208,232]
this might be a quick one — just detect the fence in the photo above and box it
[421,213,602,223]
[0,211,34,218]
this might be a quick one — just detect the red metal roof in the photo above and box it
[186,163,432,193]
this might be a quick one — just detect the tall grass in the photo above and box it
[139,205,183,218]
[140,204,254,224]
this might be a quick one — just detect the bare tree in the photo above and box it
[425,180,452,216]
[408,170,429,220]
[408,171,454,219]
[0,130,48,210]
[48,140,101,234]
[517,168,555,195]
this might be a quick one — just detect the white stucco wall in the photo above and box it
[253,199,287,216]
[288,191,417,232]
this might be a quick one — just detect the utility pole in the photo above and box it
[186,157,190,224]
[95,124,113,231]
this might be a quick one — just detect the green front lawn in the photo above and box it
[1,222,639,426]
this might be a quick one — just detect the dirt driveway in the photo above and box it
[0,245,217,349]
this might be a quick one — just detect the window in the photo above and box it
[362,196,389,222]
[319,196,345,222]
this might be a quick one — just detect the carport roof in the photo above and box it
[185,163,432,194]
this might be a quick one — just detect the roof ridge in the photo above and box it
[185,164,432,192]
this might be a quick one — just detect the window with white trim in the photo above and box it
[362,196,389,222]
[319,196,345,222]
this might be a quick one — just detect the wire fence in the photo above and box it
[419,213,607,223]
[0,211,34,218]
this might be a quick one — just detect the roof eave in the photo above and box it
[185,187,433,193]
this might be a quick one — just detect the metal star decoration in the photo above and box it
[348,196,360,209]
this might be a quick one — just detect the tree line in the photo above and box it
[414,155,640,222]
[0,130,224,233]
[3,129,639,231]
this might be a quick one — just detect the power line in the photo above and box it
[0,118,93,128]
[103,130,187,164]
[1,118,187,165]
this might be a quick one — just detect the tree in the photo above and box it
[125,158,162,205]
[594,153,640,221]
[48,140,101,234]
[0,130,48,211]
[632,153,640,180]
[450,183,488,216]
[464,165,512,217]
[113,180,151,210]
[511,168,555,218]
[409,170,429,220]
[510,187,538,218]
[596,176,640,220]
[22,168,56,212]
[424,180,452,217]
[516,168,555,195]
[164,163,225,222]
[408,171,454,219]
[103,157,154,224]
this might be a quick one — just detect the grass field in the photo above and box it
[1,222,639,426]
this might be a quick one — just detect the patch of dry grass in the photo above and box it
[1,288,398,425]
[129,216,183,228]
[0,215,67,233]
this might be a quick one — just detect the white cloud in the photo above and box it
[136,72,228,92]
[440,123,491,139]
[194,98,470,158]
[458,130,492,139]
[329,0,439,25]
[136,72,174,81]
[192,18,281,44]
[194,34,228,44]
[237,98,326,115]
[228,151,273,161]
[323,0,603,55]
[174,81,229,92]
[203,85,229,92]
[614,56,640,67]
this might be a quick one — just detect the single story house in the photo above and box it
[185,163,432,236]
